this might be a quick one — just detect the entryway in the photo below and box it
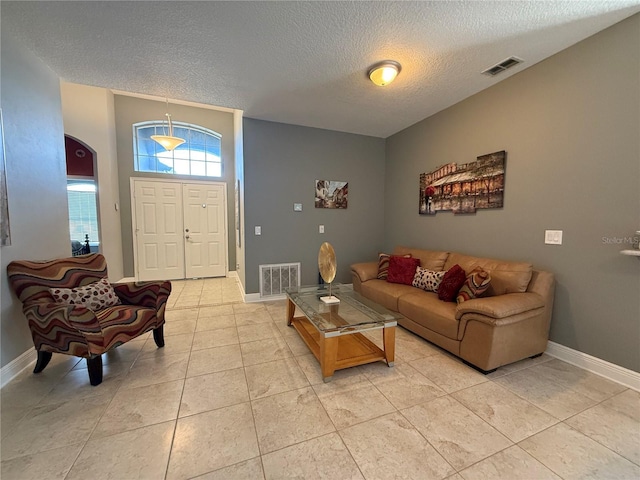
[131,178,228,281]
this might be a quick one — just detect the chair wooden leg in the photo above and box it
[86,355,103,386]
[153,325,165,348]
[33,351,52,373]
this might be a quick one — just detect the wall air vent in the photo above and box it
[259,263,300,298]
[481,56,523,76]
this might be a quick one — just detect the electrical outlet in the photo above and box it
[319,225,325,234]
[545,230,563,245]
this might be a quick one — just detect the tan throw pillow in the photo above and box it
[456,267,492,304]
[50,277,121,311]
[412,266,445,292]
[377,253,411,280]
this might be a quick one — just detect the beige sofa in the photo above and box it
[351,246,555,373]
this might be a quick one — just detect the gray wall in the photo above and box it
[1,33,70,368]
[114,96,236,278]
[243,119,386,294]
[385,15,640,372]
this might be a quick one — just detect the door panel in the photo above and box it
[183,183,227,278]
[134,181,185,281]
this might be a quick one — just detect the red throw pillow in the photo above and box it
[377,253,411,280]
[387,256,421,285]
[438,264,467,301]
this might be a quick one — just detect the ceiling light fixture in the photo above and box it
[151,99,185,151]
[368,60,401,87]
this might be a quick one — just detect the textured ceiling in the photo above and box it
[3,1,639,138]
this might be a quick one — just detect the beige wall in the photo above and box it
[385,15,640,371]
[1,33,70,368]
[60,83,124,281]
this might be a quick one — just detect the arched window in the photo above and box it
[133,122,222,177]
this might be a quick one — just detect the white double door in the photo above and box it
[133,179,227,281]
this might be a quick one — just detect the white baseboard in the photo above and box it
[546,341,640,392]
[1,348,36,389]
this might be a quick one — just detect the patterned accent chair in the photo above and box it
[7,254,171,386]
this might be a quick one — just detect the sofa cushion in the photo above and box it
[393,246,449,271]
[398,291,458,339]
[456,267,492,304]
[50,277,121,311]
[361,279,416,312]
[412,267,445,292]
[387,256,420,285]
[443,252,533,295]
[438,264,467,302]
[377,253,411,280]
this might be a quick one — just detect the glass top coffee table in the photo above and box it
[285,284,400,382]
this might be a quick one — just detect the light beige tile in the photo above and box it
[485,353,553,379]
[531,359,627,402]
[340,412,455,480]
[198,304,235,317]
[395,335,442,362]
[410,353,488,393]
[101,340,145,365]
[166,307,199,322]
[66,421,174,480]
[195,457,264,480]
[240,336,292,367]
[192,327,239,350]
[282,330,312,355]
[314,380,396,430]
[139,332,194,358]
[452,381,558,442]
[180,368,249,417]
[167,403,259,479]
[1,443,83,480]
[494,367,597,419]
[1,405,31,439]
[237,322,282,343]
[295,353,365,385]
[121,352,189,389]
[565,389,640,465]
[1,371,59,410]
[92,379,183,438]
[401,396,512,470]
[1,395,111,460]
[252,387,335,454]
[262,432,364,480]
[459,445,561,480]
[235,310,274,326]
[365,362,445,409]
[520,423,640,479]
[164,319,197,336]
[187,344,243,377]
[245,358,309,399]
[37,367,123,406]
[196,314,236,332]
[233,303,267,314]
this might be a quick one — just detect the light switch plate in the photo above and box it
[319,225,325,234]
[545,230,563,245]
[293,203,302,212]
[255,226,261,236]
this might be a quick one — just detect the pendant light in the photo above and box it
[368,60,401,87]
[151,99,185,151]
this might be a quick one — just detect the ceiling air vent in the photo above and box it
[481,56,523,76]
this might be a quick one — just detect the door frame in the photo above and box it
[130,177,229,280]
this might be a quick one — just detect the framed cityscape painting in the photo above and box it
[315,180,348,209]
[419,151,506,215]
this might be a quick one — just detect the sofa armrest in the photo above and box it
[455,293,545,321]
[24,302,102,334]
[350,262,379,283]
[113,281,172,309]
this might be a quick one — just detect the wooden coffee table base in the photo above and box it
[287,299,395,382]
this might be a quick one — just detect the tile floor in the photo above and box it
[1,278,639,479]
